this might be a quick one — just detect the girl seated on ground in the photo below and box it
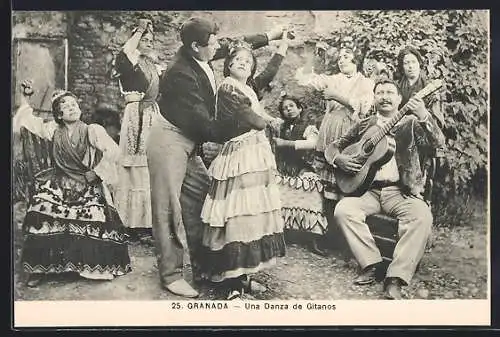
[271,93,329,256]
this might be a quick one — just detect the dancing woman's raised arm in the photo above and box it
[13,81,57,140]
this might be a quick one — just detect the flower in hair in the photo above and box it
[339,36,356,53]
[51,89,70,104]
[229,39,253,54]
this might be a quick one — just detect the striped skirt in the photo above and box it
[200,130,286,282]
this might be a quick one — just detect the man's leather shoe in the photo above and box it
[354,264,378,285]
[384,277,403,300]
[165,279,199,298]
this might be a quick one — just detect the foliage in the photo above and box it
[299,10,488,218]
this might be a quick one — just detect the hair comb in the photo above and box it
[51,89,70,104]
[229,39,253,54]
[339,36,356,52]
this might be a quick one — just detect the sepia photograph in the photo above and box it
[12,10,490,327]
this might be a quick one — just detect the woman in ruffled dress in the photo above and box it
[271,94,328,256]
[199,34,289,300]
[295,37,375,201]
[13,82,131,287]
[113,18,162,240]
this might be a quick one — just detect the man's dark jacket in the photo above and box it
[157,34,270,144]
[326,114,445,197]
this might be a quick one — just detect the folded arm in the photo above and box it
[427,92,445,130]
[253,53,286,94]
[407,97,446,150]
[116,50,139,75]
[121,35,142,67]
[415,112,446,150]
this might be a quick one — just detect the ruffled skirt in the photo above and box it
[200,130,285,282]
[21,177,132,280]
[276,173,328,235]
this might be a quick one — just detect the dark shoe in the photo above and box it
[384,277,404,300]
[354,264,378,285]
[193,272,210,286]
[127,229,140,243]
[310,237,329,257]
[26,274,44,288]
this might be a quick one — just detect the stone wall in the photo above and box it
[12,11,68,38]
[11,10,348,200]
[12,11,350,122]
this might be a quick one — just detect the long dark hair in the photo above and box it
[396,46,425,80]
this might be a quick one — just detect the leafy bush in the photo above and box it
[287,10,488,224]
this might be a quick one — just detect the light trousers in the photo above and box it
[334,186,432,284]
[146,120,210,286]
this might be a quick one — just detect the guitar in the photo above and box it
[329,79,444,197]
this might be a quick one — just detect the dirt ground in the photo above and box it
[13,201,488,301]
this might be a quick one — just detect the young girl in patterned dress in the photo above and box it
[272,94,328,256]
[200,36,289,300]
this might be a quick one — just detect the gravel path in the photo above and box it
[14,209,487,301]
[254,223,488,301]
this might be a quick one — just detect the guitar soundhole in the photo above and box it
[362,141,375,155]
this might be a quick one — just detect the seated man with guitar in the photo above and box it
[325,77,445,299]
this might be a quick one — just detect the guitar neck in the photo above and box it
[371,104,411,144]
[368,79,442,146]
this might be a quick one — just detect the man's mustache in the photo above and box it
[378,100,392,105]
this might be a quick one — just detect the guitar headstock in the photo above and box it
[414,79,444,100]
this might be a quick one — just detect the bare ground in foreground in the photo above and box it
[13,201,488,301]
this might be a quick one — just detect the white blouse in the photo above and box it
[13,103,121,190]
[295,67,375,118]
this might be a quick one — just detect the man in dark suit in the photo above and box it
[146,17,286,298]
